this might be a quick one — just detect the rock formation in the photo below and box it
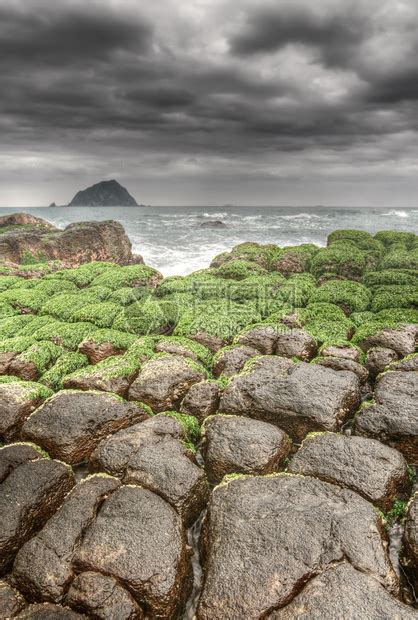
[68,180,139,207]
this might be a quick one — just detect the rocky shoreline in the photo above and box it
[0,215,417,618]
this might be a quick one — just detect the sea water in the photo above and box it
[0,206,416,276]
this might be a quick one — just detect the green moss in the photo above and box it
[21,249,47,265]
[0,276,25,292]
[384,499,408,527]
[370,285,418,313]
[51,262,120,287]
[0,315,35,338]
[80,328,137,351]
[374,231,416,249]
[0,302,19,318]
[86,285,113,301]
[351,320,400,346]
[109,286,152,306]
[364,269,418,288]
[161,411,201,443]
[64,353,140,384]
[126,337,156,361]
[310,280,371,313]
[17,315,59,337]
[0,336,36,354]
[113,298,175,336]
[407,465,416,484]
[0,288,46,312]
[280,273,316,307]
[33,279,78,296]
[0,377,53,401]
[379,247,418,271]
[211,242,279,270]
[90,264,162,290]
[311,241,367,279]
[376,308,418,324]
[14,341,64,374]
[40,291,105,321]
[40,352,89,390]
[32,321,96,350]
[213,259,268,281]
[71,302,122,328]
[155,336,213,367]
[350,311,375,327]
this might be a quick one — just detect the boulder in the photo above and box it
[0,442,44,482]
[357,324,417,358]
[219,356,361,441]
[275,330,317,361]
[288,432,409,511]
[90,417,209,527]
[314,356,369,383]
[0,381,48,441]
[202,415,291,484]
[0,458,75,574]
[21,391,149,464]
[391,354,418,372]
[0,580,26,617]
[128,355,205,413]
[0,351,18,374]
[353,371,418,462]
[403,492,418,581]
[0,213,57,230]
[180,381,220,422]
[235,325,284,355]
[212,345,259,377]
[73,485,191,618]
[197,475,398,619]
[268,563,418,619]
[13,475,121,603]
[78,340,125,365]
[63,357,139,398]
[65,571,144,619]
[366,347,398,379]
[321,343,360,362]
[16,603,85,618]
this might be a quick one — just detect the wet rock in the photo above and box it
[13,475,120,603]
[268,563,418,619]
[315,356,369,383]
[78,340,124,365]
[128,355,205,413]
[180,381,220,422]
[212,345,259,377]
[357,324,417,358]
[90,417,209,527]
[391,353,418,372]
[354,371,418,462]
[65,571,144,619]
[0,443,44,483]
[366,347,399,379]
[0,351,17,374]
[0,213,57,230]
[16,603,85,618]
[197,474,398,619]
[73,485,191,618]
[63,357,139,398]
[235,325,284,355]
[275,330,317,361]
[21,391,149,464]
[202,415,291,484]
[200,220,226,228]
[0,381,47,441]
[0,458,75,574]
[403,492,418,578]
[0,580,26,617]
[321,343,360,362]
[220,356,361,441]
[288,432,409,511]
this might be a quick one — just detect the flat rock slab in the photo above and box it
[196,474,398,619]
[0,443,44,483]
[180,381,220,422]
[0,457,75,575]
[354,371,418,462]
[13,475,121,603]
[219,356,361,441]
[73,485,191,618]
[288,432,409,511]
[202,415,291,484]
[91,417,209,527]
[0,381,46,441]
[268,563,418,619]
[128,354,205,412]
[16,603,86,618]
[21,390,149,464]
[65,571,144,619]
[0,580,26,618]
[212,345,259,377]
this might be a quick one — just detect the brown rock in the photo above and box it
[180,381,220,422]
[235,325,284,355]
[63,356,139,398]
[391,354,418,372]
[357,324,417,358]
[212,345,259,378]
[0,381,47,441]
[315,356,369,383]
[0,580,26,617]
[366,347,399,379]
[78,340,125,365]
[16,603,85,619]
[275,330,317,361]
[0,443,44,483]
[321,343,360,362]
[0,351,17,374]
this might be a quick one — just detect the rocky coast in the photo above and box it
[0,215,417,618]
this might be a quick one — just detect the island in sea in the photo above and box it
[67,179,139,207]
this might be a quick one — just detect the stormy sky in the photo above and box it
[1,0,418,206]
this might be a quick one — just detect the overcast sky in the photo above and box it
[1,0,417,206]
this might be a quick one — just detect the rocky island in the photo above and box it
[0,217,417,618]
[67,180,139,207]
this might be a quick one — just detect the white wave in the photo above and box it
[279,213,322,220]
[383,210,409,218]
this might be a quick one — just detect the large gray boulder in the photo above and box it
[180,381,220,422]
[219,356,361,441]
[0,381,48,441]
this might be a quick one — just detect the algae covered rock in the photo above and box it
[180,380,220,421]
[212,344,259,377]
[0,379,52,441]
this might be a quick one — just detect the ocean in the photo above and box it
[0,206,417,276]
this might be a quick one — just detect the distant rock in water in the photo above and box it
[49,202,57,207]
[200,220,226,228]
[68,179,139,207]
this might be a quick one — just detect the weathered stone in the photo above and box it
[16,603,85,619]
[0,351,17,374]
[275,330,317,361]
[189,331,226,353]
[0,443,44,483]
[202,415,291,484]
[0,458,75,574]
[288,432,409,511]
[21,390,148,464]
[315,356,369,382]
[91,417,208,527]
[354,371,418,462]
[0,580,26,617]
[0,382,47,441]
[66,571,144,620]
[403,492,418,580]
[13,475,121,603]
[78,340,124,365]
[391,354,418,372]
[128,355,205,413]
[220,356,361,441]
[357,324,417,358]
[321,343,360,362]
[155,340,201,362]
[268,563,418,619]
[366,347,398,379]
[235,325,283,355]
[197,475,398,619]
[73,485,191,618]
[180,381,220,422]
[63,358,138,398]
[212,345,259,377]
[8,358,39,382]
